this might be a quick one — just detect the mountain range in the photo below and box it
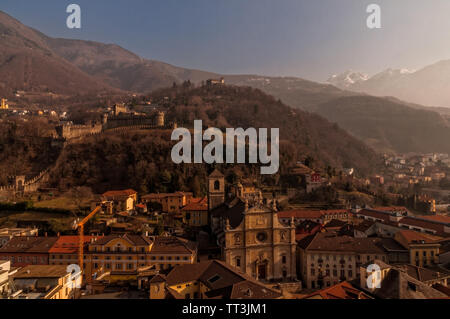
[328,63,450,107]
[1,10,450,156]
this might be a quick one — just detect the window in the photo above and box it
[333,269,337,277]
[311,269,315,275]
[208,275,221,284]
[282,255,287,264]
[236,257,241,267]
[348,270,353,277]
[214,180,220,190]
[127,264,133,269]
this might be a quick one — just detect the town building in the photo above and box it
[0,260,18,298]
[394,230,441,267]
[11,265,80,299]
[0,236,58,267]
[278,209,351,225]
[101,189,137,213]
[149,259,282,299]
[0,227,38,247]
[359,259,448,299]
[85,234,197,284]
[181,197,209,227]
[297,233,389,289]
[142,191,193,215]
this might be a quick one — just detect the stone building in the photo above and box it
[208,170,297,283]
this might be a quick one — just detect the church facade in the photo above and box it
[223,202,297,282]
[208,169,297,282]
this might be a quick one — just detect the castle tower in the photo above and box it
[157,112,165,127]
[208,169,225,210]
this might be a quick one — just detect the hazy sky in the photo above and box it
[2,0,450,81]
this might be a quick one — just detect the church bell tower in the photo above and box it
[208,169,225,210]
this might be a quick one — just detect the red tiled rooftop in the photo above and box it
[278,209,350,220]
[303,281,372,299]
[49,235,100,254]
[396,230,441,244]
[278,210,323,219]
[102,189,137,197]
[373,206,408,212]
[182,197,208,211]
[421,215,450,224]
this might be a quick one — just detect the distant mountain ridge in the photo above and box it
[328,63,450,107]
[0,11,116,96]
[2,10,450,155]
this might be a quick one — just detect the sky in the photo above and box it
[2,0,450,82]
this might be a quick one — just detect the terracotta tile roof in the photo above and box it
[299,232,387,254]
[355,209,392,222]
[142,192,192,200]
[373,206,408,212]
[49,235,99,254]
[149,273,166,284]
[0,236,58,253]
[278,210,323,219]
[102,189,137,197]
[396,230,441,245]
[421,215,450,224]
[92,234,153,246]
[210,197,246,229]
[432,283,450,297]
[165,260,282,299]
[181,197,208,211]
[324,219,347,228]
[149,236,197,255]
[370,268,448,299]
[209,169,224,178]
[394,264,450,282]
[398,217,447,235]
[279,209,350,220]
[13,265,69,278]
[303,281,372,299]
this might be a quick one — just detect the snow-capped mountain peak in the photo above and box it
[327,70,369,88]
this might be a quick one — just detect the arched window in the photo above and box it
[214,180,220,190]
